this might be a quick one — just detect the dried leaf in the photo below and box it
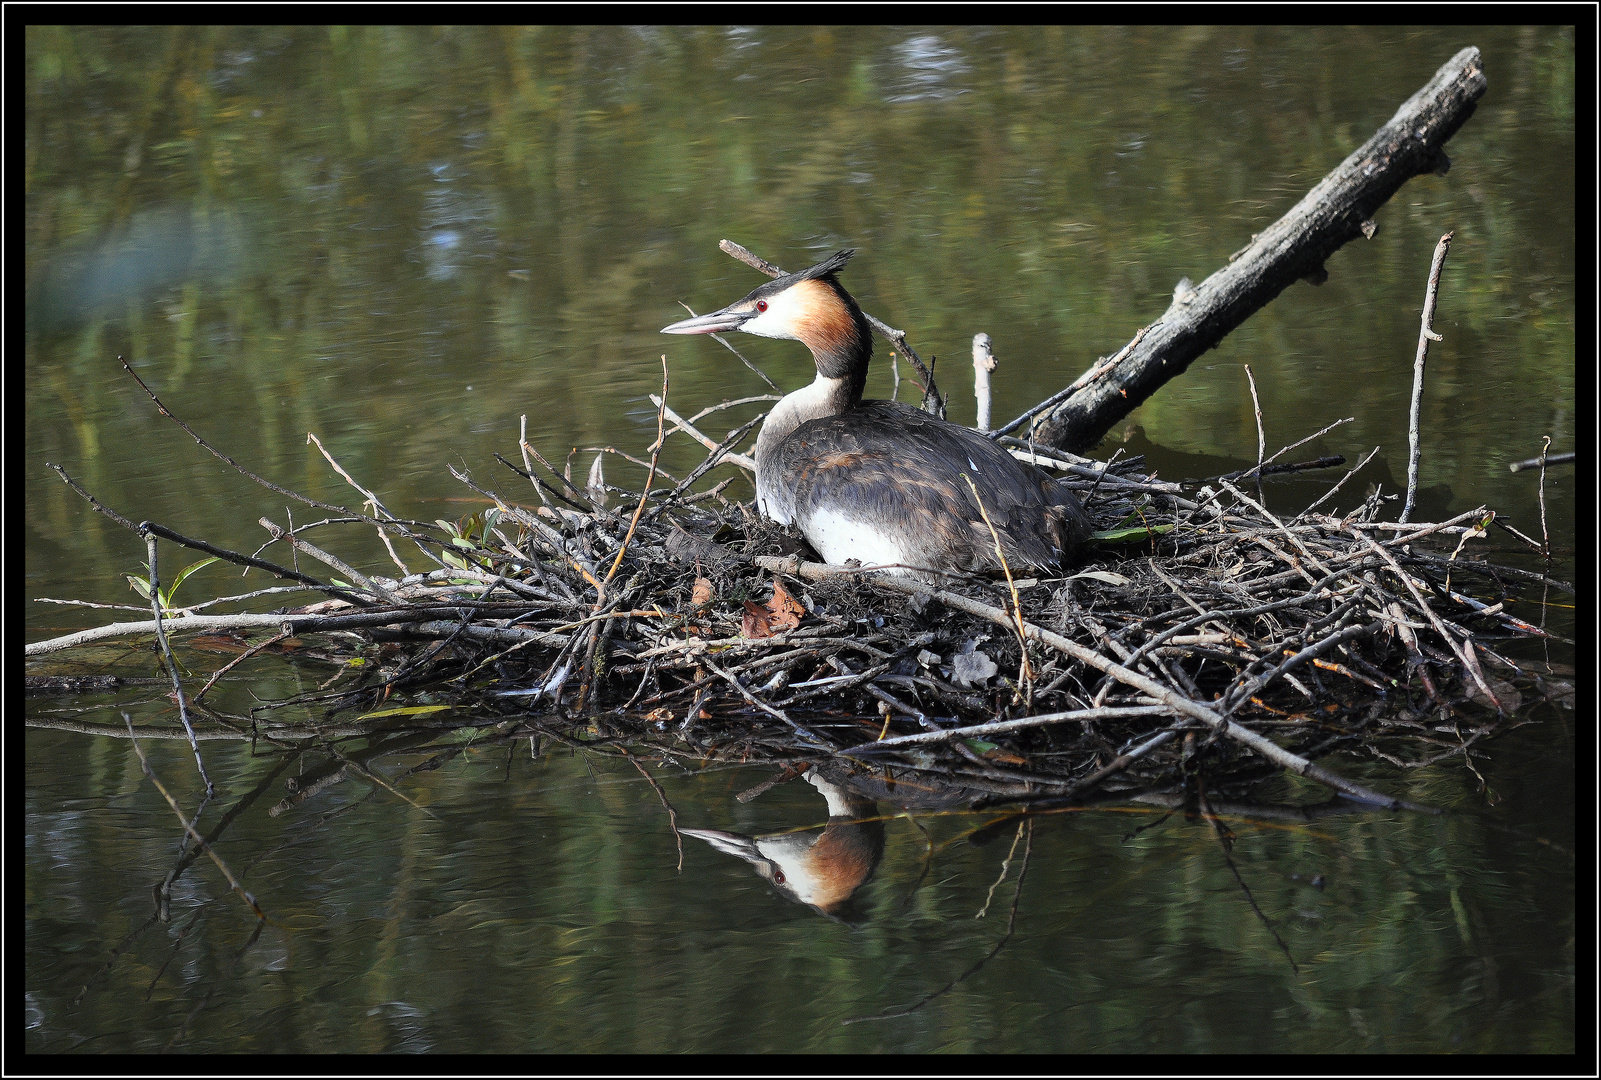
[742,600,773,639]
[691,576,714,610]
[765,579,805,632]
[188,633,254,655]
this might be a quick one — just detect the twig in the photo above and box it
[644,412,766,522]
[26,606,572,658]
[1490,516,1549,556]
[1212,455,1346,485]
[575,446,682,490]
[118,355,420,542]
[685,394,783,429]
[840,706,1170,753]
[977,818,1027,919]
[123,712,260,919]
[674,300,782,391]
[963,473,1034,696]
[1075,447,1126,511]
[324,742,442,821]
[1222,620,1380,713]
[305,432,396,523]
[517,428,598,511]
[1244,364,1266,496]
[517,416,551,507]
[46,466,379,608]
[1295,445,1381,520]
[994,441,1186,494]
[46,461,143,532]
[1060,727,1185,800]
[972,333,996,432]
[778,659,893,709]
[1352,527,1502,711]
[623,749,685,872]
[1199,787,1299,973]
[1213,480,1333,578]
[646,394,757,472]
[717,238,946,417]
[1116,566,1366,673]
[606,357,670,589]
[986,324,1152,439]
[845,819,1032,1024]
[258,517,401,605]
[1241,416,1356,481]
[193,629,293,703]
[699,658,791,727]
[468,486,601,589]
[1537,436,1552,560]
[753,553,1435,812]
[1509,450,1573,472]
[143,533,213,796]
[1402,231,1454,523]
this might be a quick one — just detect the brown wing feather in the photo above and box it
[769,400,1091,572]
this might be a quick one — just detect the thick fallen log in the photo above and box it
[1020,47,1486,453]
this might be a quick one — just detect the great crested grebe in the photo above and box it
[662,250,1091,578]
[679,769,884,922]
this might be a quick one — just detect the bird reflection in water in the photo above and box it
[681,769,885,922]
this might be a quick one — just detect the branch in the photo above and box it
[1401,231,1455,523]
[1030,47,1485,452]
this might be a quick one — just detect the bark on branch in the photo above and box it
[1029,46,1486,453]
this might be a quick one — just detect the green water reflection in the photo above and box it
[24,726,1574,1053]
[25,24,1574,1055]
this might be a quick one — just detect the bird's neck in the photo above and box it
[755,373,859,465]
[799,285,871,404]
[756,287,872,467]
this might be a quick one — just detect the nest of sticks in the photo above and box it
[32,366,1573,814]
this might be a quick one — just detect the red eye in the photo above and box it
[772,869,786,884]
[755,300,767,312]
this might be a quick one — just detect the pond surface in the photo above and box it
[25,25,1574,1055]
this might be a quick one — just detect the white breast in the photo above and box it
[801,506,920,575]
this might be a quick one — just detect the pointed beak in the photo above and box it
[661,306,750,335]
[678,827,764,863]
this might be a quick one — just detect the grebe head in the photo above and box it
[661,249,871,384]
[678,770,884,922]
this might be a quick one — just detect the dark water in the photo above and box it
[26,26,1574,1054]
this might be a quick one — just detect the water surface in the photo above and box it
[25,25,1575,1055]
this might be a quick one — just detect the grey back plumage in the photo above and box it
[771,399,1092,575]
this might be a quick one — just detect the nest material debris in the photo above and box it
[30,410,1572,813]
